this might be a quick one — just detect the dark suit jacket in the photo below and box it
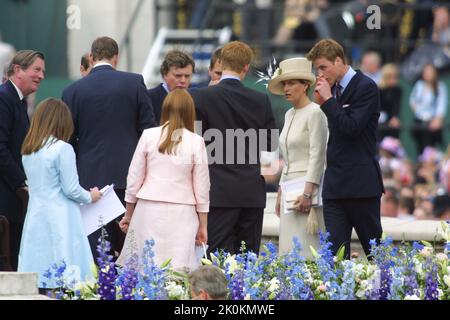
[191,79,278,208]
[0,81,29,222]
[148,83,167,124]
[320,70,384,199]
[62,65,157,190]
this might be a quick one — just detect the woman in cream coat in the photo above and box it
[268,57,328,258]
[117,89,210,271]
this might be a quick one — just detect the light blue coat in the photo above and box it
[18,138,94,288]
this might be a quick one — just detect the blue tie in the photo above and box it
[334,83,342,99]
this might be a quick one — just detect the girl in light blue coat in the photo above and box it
[18,98,101,289]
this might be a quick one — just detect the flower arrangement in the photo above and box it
[44,222,450,300]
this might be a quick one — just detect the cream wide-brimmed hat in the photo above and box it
[268,57,316,95]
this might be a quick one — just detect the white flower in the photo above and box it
[355,288,367,299]
[244,294,251,300]
[436,253,448,262]
[420,246,433,258]
[439,221,450,241]
[224,255,239,274]
[444,275,450,288]
[101,265,110,273]
[317,284,327,293]
[438,289,444,300]
[404,294,420,300]
[413,258,423,275]
[165,281,186,299]
[74,281,87,292]
[268,278,280,292]
[352,263,364,273]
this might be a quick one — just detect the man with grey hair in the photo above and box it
[360,51,382,85]
[0,50,45,270]
[189,265,228,300]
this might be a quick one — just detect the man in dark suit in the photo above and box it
[191,41,278,255]
[0,50,45,270]
[148,50,195,123]
[62,36,156,260]
[79,53,92,77]
[307,39,384,258]
[196,47,223,88]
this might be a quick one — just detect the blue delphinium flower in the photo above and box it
[96,229,117,300]
[281,237,313,300]
[228,269,246,300]
[316,232,340,299]
[42,260,67,298]
[318,232,334,268]
[369,236,397,300]
[134,239,168,300]
[424,260,439,300]
[412,241,424,252]
[389,266,404,300]
[242,251,264,300]
[116,253,139,300]
[378,267,393,300]
[403,245,420,297]
[339,260,355,300]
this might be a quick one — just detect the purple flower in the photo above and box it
[116,254,139,300]
[96,228,117,300]
[424,261,439,300]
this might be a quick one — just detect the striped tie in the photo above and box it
[334,83,342,99]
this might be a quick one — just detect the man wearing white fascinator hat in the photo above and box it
[268,57,328,259]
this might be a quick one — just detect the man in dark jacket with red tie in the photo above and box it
[307,39,384,259]
[0,50,45,270]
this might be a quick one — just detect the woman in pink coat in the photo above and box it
[117,89,209,271]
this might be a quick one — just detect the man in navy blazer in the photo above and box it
[148,50,195,123]
[0,50,45,270]
[62,37,156,259]
[191,41,278,255]
[307,39,384,258]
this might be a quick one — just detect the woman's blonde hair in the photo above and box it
[379,63,399,89]
[158,89,196,155]
[21,98,74,155]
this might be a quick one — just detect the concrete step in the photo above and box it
[0,272,52,300]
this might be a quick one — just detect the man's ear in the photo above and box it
[13,64,21,75]
[334,57,344,66]
[199,289,210,300]
[111,55,119,68]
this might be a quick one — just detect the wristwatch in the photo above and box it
[303,193,312,199]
